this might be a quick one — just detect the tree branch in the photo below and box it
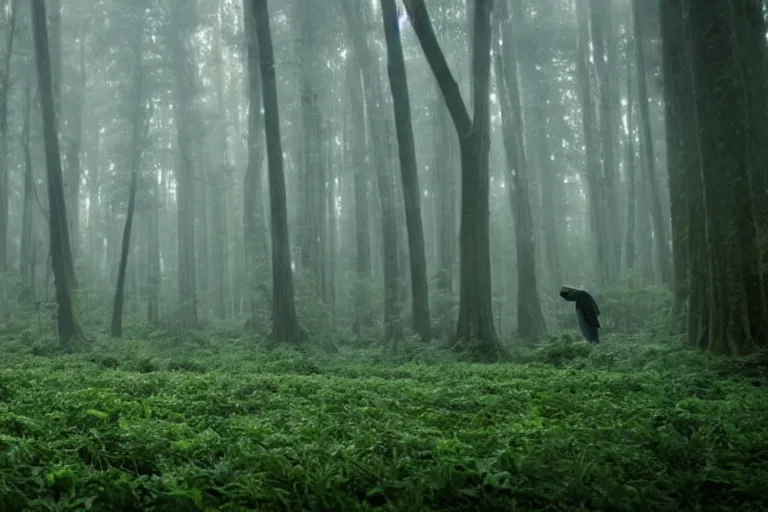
[402,0,472,139]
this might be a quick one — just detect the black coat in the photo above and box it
[559,286,601,342]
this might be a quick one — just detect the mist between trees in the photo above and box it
[0,0,766,355]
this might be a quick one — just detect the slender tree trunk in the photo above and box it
[431,85,458,338]
[575,0,609,286]
[20,71,35,304]
[380,0,431,341]
[243,0,269,327]
[31,0,79,349]
[533,81,562,290]
[252,0,304,343]
[296,0,326,293]
[494,1,546,340]
[631,0,672,286]
[211,7,231,319]
[167,5,199,327]
[64,35,85,266]
[340,0,403,343]
[146,166,161,326]
[589,0,619,282]
[623,47,637,274]
[111,13,146,338]
[345,59,372,334]
[659,0,689,315]
[0,0,16,272]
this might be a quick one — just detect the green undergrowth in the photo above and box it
[0,331,766,511]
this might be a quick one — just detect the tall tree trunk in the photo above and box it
[380,0,431,341]
[494,0,546,340]
[575,0,609,286]
[46,0,60,113]
[623,38,637,274]
[405,0,502,357]
[296,0,326,295]
[64,34,85,267]
[431,85,458,338]
[340,0,403,343]
[631,0,672,286]
[0,0,16,272]
[589,0,619,282]
[86,123,102,281]
[31,0,79,349]
[252,0,304,343]
[167,5,199,327]
[533,80,562,291]
[659,0,690,316]
[146,165,161,326]
[211,6,231,319]
[20,71,35,304]
[243,0,269,327]
[687,0,768,354]
[345,58,372,334]
[111,12,146,338]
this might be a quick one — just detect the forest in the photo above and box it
[0,0,767,509]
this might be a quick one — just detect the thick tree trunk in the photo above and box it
[380,0,431,341]
[687,0,768,354]
[31,0,79,349]
[252,0,304,343]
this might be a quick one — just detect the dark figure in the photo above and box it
[559,286,601,343]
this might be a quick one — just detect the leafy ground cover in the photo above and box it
[0,331,766,511]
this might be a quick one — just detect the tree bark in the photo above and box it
[111,12,146,338]
[167,4,199,327]
[31,0,80,349]
[20,71,35,304]
[345,58,373,334]
[380,0,431,341]
[687,0,768,353]
[340,0,403,343]
[404,0,502,357]
[631,0,672,286]
[251,0,304,343]
[0,0,17,272]
[494,0,546,340]
[589,0,619,282]
[575,0,609,286]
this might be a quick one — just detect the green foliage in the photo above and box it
[596,282,673,335]
[0,332,766,510]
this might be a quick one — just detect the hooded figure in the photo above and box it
[559,286,601,343]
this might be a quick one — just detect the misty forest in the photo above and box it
[0,0,767,509]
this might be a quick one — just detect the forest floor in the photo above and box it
[0,328,766,511]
